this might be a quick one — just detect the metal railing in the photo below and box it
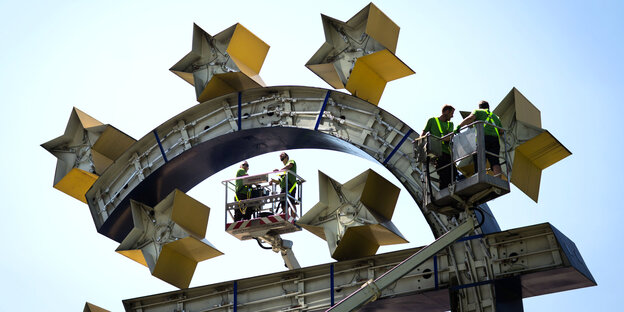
[222,170,306,224]
[420,120,511,193]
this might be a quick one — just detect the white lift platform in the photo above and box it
[418,121,511,215]
[222,170,306,269]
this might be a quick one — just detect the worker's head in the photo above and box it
[241,161,249,170]
[442,104,455,119]
[478,100,489,109]
[280,152,289,164]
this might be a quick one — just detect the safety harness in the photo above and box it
[434,117,451,147]
[278,172,297,193]
[484,110,500,137]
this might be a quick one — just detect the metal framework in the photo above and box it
[419,121,511,214]
[222,169,304,235]
[84,86,452,243]
[76,85,535,309]
[122,222,595,312]
[41,3,580,309]
[37,84,583,310]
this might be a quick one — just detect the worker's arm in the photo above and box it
[421,118,432,137]
[282,162,294,171]
[273,163,294,172]
[456,114,476,132]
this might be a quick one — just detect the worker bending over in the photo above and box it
[456,100,504,176]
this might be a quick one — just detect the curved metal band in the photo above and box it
[85,86,496,242]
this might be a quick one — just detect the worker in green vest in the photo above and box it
[234,161,251,220]
[456,100,504,175]
[422,104,457,189]
[271,152,297,214]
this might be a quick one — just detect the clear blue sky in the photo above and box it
[1,1,621,310]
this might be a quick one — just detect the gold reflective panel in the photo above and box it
[359,169,400,220]
[227,23,270,78]
[346,50,414,105]
[364,3,399,53]
[306,62,345,89]
[332,224,408,261]
[165,237,223,262]
[332,227,379,261]
[511,131,571,202]
[53,168,98,203]
[116,249,148,267]
[152,243,197,289]
[152,238,224,289]
[511,149,542,202]
[516,131,571,170]
[169,189,210,238]
[198,72,263,103]
[91,126,136,174]
[366,224,409,245]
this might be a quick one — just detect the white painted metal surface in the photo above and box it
[122,223,595,312]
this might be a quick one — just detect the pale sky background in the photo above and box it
[1,0,622,311]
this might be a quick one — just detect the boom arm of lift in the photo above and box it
[326,217,475,312]
[258,234,301,270]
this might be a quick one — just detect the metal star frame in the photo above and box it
[298,169,408,261]
[171,23,269,102]
[41,107,135,203]
[306,3,414,105]
[116,189,223,289]
[493,87,571,202]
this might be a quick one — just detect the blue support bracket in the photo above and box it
[314,90,331,131]
[233,280,238,312]
[458,234,485,242]
[237,92,242,131]
[383,129,413,165]
[153,129,168,163]
[330,263,335,306]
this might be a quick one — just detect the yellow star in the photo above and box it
[306,3,414,105]
[298,169,408,261]
[493,87,571,202]
[41,107,135,203]
[116,189,223,289]
[170,23,269,102]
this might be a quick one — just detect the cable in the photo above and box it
[256,238,272,250]
[469,206,486,229]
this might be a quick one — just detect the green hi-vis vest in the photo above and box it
[473,109,501,137]
[424,117,454,154]
[280,160,297,192]
[235,168,249,201]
